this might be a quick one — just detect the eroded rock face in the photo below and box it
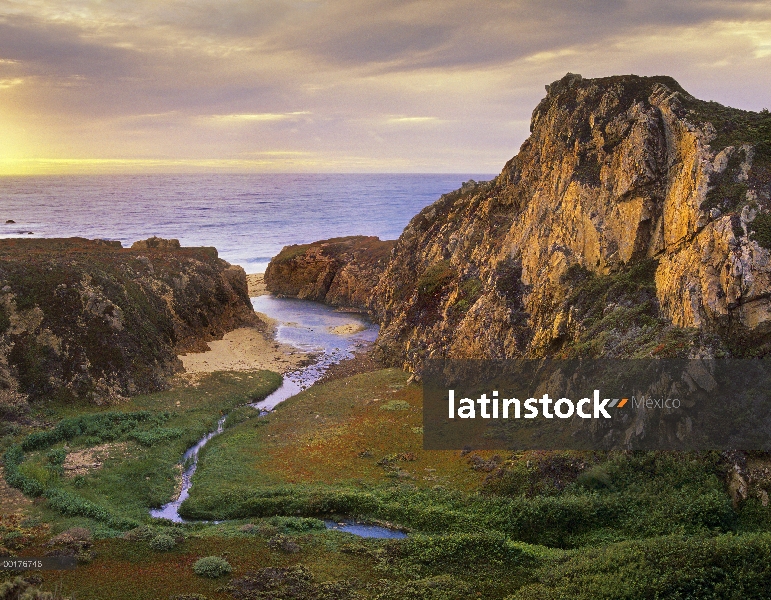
[264,74,771,372]
[264,236,396,311]
[0,237,258,403]
[371,74,771,371]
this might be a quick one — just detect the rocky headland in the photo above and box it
[0,237,261,406]
[265,73,771,372]
[264,235,396,312]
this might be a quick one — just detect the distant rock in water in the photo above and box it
[266,73,771,372]
[0,237,258,404]
[5,219,15,224]
[264,236,395,312]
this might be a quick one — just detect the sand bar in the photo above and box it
[329,323,366,335]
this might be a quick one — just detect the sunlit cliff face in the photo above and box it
[0,0,770,174]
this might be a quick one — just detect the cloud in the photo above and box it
[0,0,769,172]
[206,111,311,123]
[0,14,139,78]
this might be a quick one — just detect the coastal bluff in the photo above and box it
[265,73,771,372]
[0,237,258,405]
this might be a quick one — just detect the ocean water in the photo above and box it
[0,173,493,272]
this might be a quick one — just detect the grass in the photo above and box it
[181,370,483,504]
[182,370,742,546]
[4,370,281,527]
[5,367,771,598]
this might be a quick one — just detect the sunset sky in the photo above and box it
[1,0,770,174]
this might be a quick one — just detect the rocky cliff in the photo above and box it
[0,238,258,405]
[264,74,771,372]
[264,236,395,311]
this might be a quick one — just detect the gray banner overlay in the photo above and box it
[0,557,77,571]
[423,359,771,451]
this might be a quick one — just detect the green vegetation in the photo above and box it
[558,259,690,357]
[3,370,281,528]
[149,533,176,551]
[451,277,483,314]
[685,96,771,161]
[509,533,771,600]
[269,243,313,264]
[0,238,255,403]
[5,367,771,598]
[701,147,751,213]
[416,261,454,298]
[749,212,771,249]
[193,556,232,578]
[0,576,72,599]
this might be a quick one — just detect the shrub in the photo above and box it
[749,212,771,249]
[3,445,45,497]
[265,516,325,533]
[193,556,232,578]
[43,488,139,531]
[21,411,155,451]
[367,574,473,600]
[149,534,176,551]
[46,448,67,466]
[130,427,183,447]
[224,565,359,600]
[0,576,73,599]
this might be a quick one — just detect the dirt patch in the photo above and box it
[246,273,268,297]
[62,442,132,477]
[0,466,32,515]
[179,326,307,375]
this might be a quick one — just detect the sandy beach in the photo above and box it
[178,272,306,375]
[180,273,370,376]
[179,325,308,375]
[246,273,268,297]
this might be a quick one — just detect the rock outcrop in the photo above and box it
[0,238,259,404]
[265,74,771,372]
[264,236,395,311]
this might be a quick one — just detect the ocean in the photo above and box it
[0,173,494,273]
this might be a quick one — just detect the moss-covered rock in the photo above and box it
[0,237,258,404]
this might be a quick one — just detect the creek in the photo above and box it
[150,297,400,538]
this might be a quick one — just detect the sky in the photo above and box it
[0,0,770,174]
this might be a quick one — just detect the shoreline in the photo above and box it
[177,326,310,377]
[177,273,375,379]
[178,274,299,376]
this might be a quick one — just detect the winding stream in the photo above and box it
[150,296,378,523]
